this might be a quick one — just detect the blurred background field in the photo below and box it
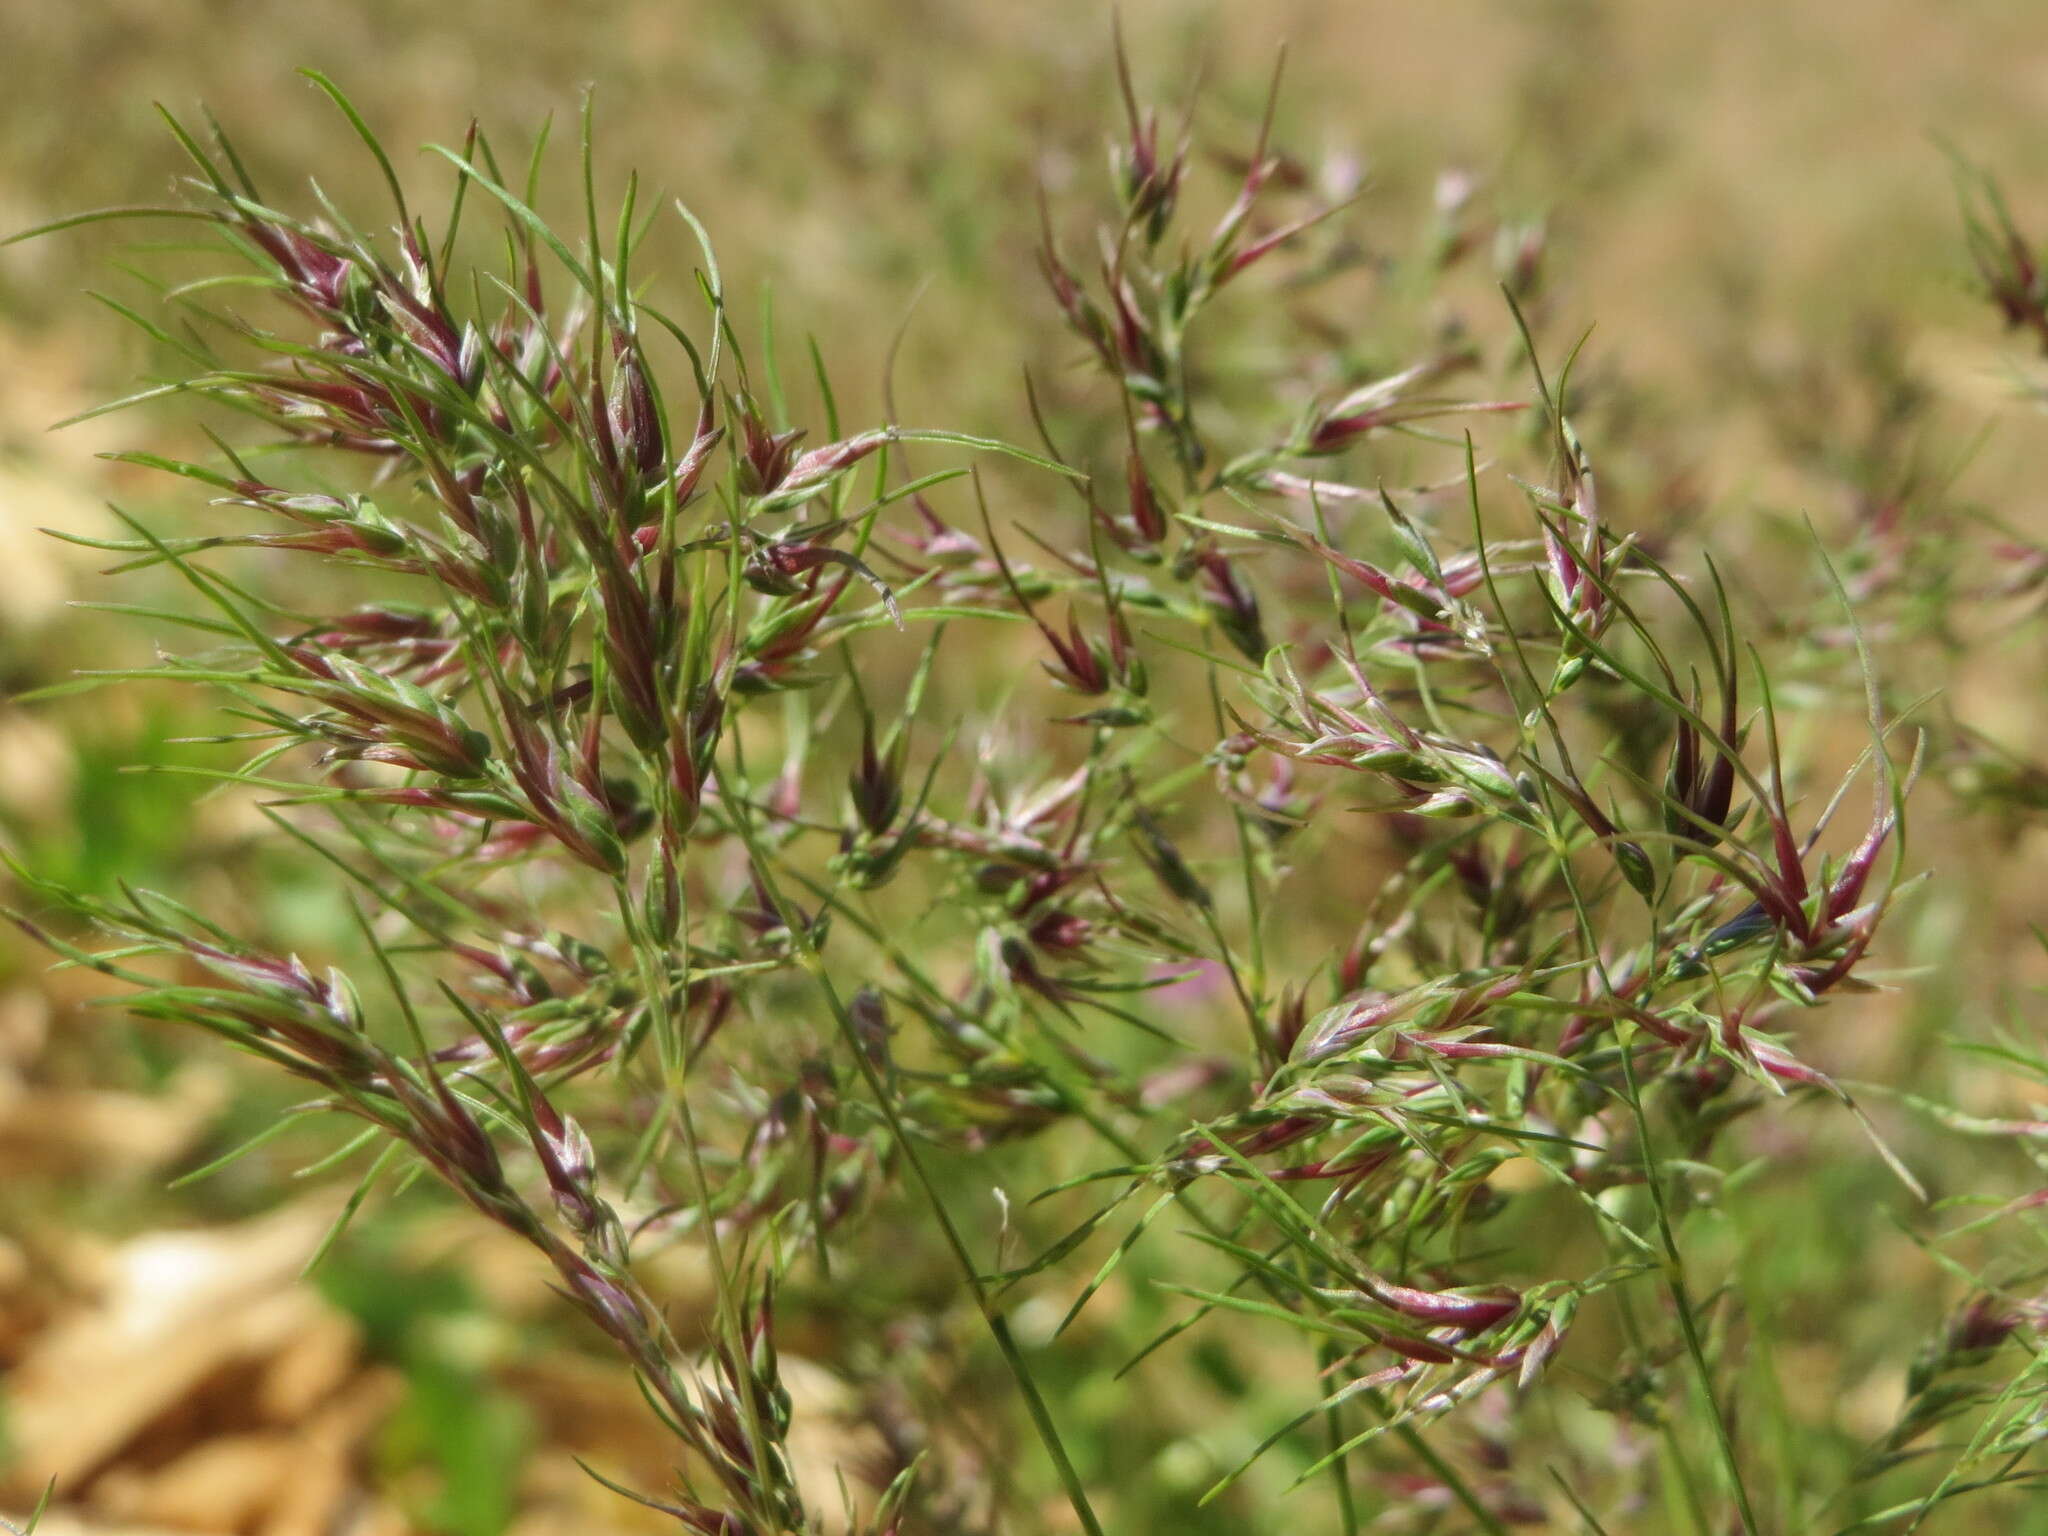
[6,1,2048,1532]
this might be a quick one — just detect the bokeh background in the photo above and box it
[6,2,2048,1532]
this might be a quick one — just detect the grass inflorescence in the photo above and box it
[8,44,2048,1536]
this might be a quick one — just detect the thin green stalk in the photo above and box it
[610,880,788,1530]
[713,762,1107,1536]
[1540,799,1754,1536]
[1619,1033,1763,1536]
[1316,1338,1361,1535]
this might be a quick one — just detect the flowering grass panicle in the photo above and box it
[11,46,2044,1536]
